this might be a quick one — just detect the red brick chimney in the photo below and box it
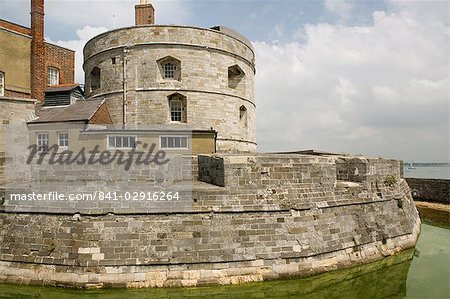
[135,0,154,25]
[31,0,45,101]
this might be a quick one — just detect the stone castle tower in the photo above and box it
[83,2,256,153]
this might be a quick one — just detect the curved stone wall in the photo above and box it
[0,154,421,288]
[83,26,256,153]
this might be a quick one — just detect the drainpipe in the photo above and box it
[122,46,129,126]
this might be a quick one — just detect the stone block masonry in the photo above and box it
[0,153,421,288]
[0,97,36,190]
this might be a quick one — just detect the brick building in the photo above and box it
[0,0,75,101]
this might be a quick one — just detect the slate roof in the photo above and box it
[45,84,82,93]
[28,99,105,124]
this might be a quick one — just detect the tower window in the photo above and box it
[168,93,187,123]
[164,63,176,79]
[90,67,101,92]
[239,105,248,128]
[170,100,182,122]
[48,67,59,86]
[228,65,244,89]
[0,72,4,96]
[157,56,181,81]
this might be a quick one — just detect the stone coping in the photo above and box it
[83,25,255,56]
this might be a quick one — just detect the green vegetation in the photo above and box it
[384,175,397,187]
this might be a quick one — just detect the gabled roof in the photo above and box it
[28,99,105,124]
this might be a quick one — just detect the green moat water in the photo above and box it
[1,223,448,299]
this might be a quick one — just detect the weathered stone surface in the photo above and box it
[0,153,421,288]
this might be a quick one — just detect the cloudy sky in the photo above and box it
[1,0,449,162]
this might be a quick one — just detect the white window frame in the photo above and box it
[107,135,137,149]
[170,100,183,122]
[160,135,189,150]
[163,62,176,79]
[36,132,49,153]
[0,71,4,96]
[58,132,69,149]
[48,67,59,86]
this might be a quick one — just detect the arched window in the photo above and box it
[239,105,247,128]
[90,67,101,92]
[168,93,187,123]
[164,63,176,79]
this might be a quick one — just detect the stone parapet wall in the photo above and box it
[406,178,449,204]
[83,26,255,68]
[197,154,407,212]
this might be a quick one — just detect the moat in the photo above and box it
[1,223,448,299]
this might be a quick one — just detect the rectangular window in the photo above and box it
[36,132,49,153]
[0,72,4,96]
[58,132,69,148]
[170,100,182,122]
[48,67,59,86]
[160,136,188,149]
[108,136,136,149]
[164,63,176,79]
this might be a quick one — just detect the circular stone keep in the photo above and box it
[83,25,256,153]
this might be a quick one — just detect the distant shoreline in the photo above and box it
[403,163,450,167]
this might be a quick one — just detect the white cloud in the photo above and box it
[388,0,449,25]
[324,0,354,22]
[254,1,449,162]
[47,26,108,83]
[43,0,192,83]
[44,0,192,30]
[0,0,192,30]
